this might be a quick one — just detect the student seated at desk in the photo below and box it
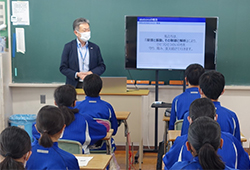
[169,64,204,130]
[181,71,241,142]
[163,98,249,170]
[75,74,118,151]
[26,106,79,170]
[170,117,235,170]
[32,85,107,153]
[0,126,31,170]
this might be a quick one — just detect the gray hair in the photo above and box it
[73,18,90,31]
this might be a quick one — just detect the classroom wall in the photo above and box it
[8,0,250,85]
[0,0,8,47]
[1,52,12,128]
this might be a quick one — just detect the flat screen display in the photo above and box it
[125,16,218,70]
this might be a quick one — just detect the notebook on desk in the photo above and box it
[100,77,127,94]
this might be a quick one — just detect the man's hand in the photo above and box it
[77,71,93,80]
[77,72,86,80]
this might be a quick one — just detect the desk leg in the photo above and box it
[139,138,143,170]
[126,140,129,170]
[163,121,169,154]
[124,120,129,170]
[163,122,167,154]
[106,139,112,155]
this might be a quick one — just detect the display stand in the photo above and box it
[149,70,186,152]
[153,70,159,150]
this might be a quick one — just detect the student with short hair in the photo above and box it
[26,106,79,170]
[0,126,31,170]
[170,117,234,170]
[75,74,118,151]
[181,71,241,141]
[169,63,204,130]
[32,84,107,153]
[163,98,249,170]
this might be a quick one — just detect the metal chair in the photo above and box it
[58,139,82,154]
[95,118,111,132]
[90,119,114,155]
[174,119,184,130]
[166,119,184,152]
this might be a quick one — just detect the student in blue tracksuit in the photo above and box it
[170,117,235,170]
[181,71,241,141]
[169,64,204,130]
[26,106,79,170]
[75,74,118,151]
[164,98,249,170]
[32,84,107,153]
[0,126,32,170]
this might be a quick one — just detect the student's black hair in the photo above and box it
[199,70,225,100]
[188,117,225,170]
[54,84,79,126]
[83,74,102,97]
[189,98,216,121]
[185,64,205,85]
[0,126,31,170]
[36,105,65,148]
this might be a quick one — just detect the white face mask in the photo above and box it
[77,31,91,42]
[59,129,64,139]
[23,152,29,168]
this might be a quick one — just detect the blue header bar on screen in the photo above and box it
[137,17,206,23]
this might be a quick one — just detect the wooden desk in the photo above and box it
[116,111,131,121]
[115,111,131,170]
[167,130,181,142]
[241,136,247,143]
[76,88,149,96]
[103,129,113,140]
[103,129,113,155]
[166,130,181,152]
[162,116,170,122]
[167,130,247,144]
[162,115,170,154]
[77,89,149,170]
[74,154,112,170]
[241,132,247,145]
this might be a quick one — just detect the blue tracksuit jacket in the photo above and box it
[181,101,241,142]
[169,87,200,130]
[26,140,79,170]
[32,108,107,153]
[170,156,236,170]
[163,132,249,170]
[75,96,118,151]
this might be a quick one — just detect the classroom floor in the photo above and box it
[115,150,158,170]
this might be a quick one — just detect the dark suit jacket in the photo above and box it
[60,40,106,87]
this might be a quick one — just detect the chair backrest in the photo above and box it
[58,139,82,154]
[174,119,183,130]
[95,118,111,132]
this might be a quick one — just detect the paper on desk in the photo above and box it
[75,156,93,166]
[15,28,25,54]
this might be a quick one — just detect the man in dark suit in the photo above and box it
[60,18,106,88]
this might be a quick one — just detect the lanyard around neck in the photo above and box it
[77,43,88,63]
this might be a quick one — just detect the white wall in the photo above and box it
[0,52,12,131]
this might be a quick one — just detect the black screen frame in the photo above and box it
[125,16,218,70]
